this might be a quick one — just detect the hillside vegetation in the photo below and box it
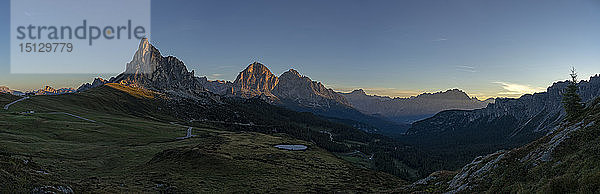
[0,84,407,192]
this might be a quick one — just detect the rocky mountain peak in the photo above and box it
[350,89,367,96]
[233,62,279,97]
[272,69,350,106]
[125,38,162,75]
[111,38,205,94]
[42,86,55,93]
[281,69,302,78]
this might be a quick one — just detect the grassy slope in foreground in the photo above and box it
[408,97,600,193]
[0,84,404,192]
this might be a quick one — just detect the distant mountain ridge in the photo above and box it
[401,74,600,169]
[409,75,600,136]
[0,86,13,94]
[1,85,75,96]
[341,88,491,124]
[34,86,76,96]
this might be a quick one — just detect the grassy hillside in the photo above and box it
[0,84,406,192]
[0,93,21,105]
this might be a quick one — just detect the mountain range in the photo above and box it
[77,38,407,133]
[341,88,492,124]
[34,86,76,96]
[400,74,600,169]
[0,85,75,96]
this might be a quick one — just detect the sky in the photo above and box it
[0,0,599,99]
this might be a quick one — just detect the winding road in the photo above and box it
[3,96,30,110]
[47,112,97,123]
[4,96,97,123]
[320,130,334,141]
[176,127,196,140]
[171,122,196,140]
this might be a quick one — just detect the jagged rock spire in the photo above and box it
[111,38,205,94]
[125,38,162,75]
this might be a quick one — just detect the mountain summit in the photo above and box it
[111,38,205,94]
[232,62,279,97]
[272,69,349,107]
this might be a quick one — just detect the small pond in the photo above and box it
[274,144,308,151]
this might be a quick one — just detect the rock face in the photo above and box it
[341,89,490,124]
[111,38,205,94]
[77,77,109,92]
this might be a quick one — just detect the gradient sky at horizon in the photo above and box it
[0,0,599,99]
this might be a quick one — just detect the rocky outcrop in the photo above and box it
[341,89,490,124]
[111,38,205,95]
[77,77,109,92]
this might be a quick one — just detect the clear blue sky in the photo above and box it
[1,0,599,99]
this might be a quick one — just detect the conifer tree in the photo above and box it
[562,67,584,121]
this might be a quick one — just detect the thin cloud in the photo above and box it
[456,65,477,73]
[432,38,448,42]
[206,73,223,80]
[493,82,545,97]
